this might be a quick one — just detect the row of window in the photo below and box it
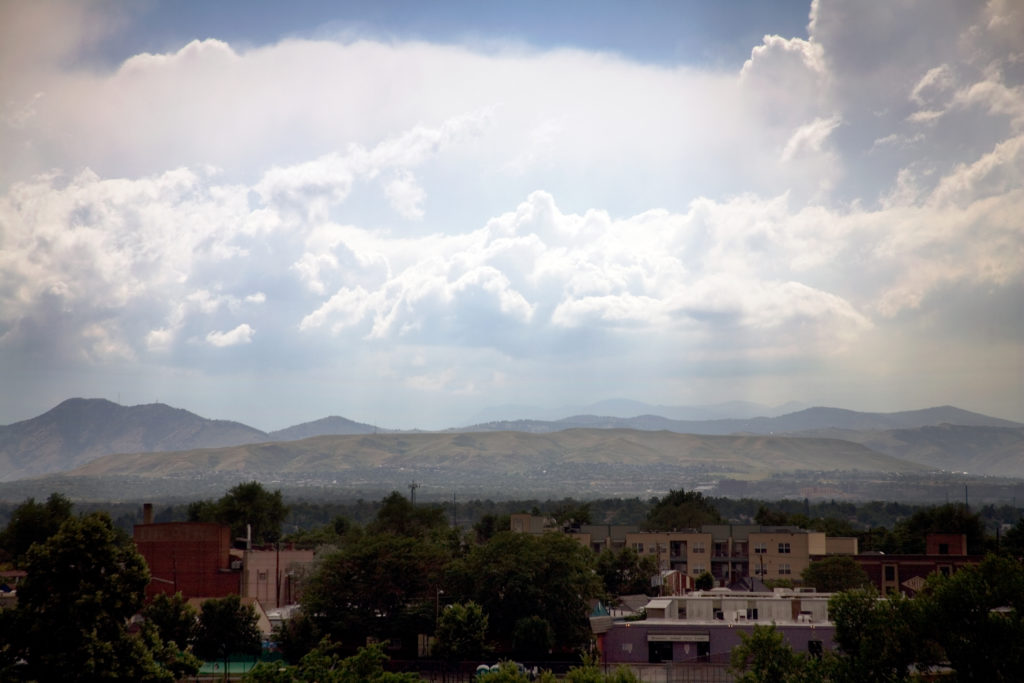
[636,540,795,555]
[753,542,791,554]
[633,541,706,554]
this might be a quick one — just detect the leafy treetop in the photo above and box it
[642,489,722,531]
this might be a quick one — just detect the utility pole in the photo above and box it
[408,481,419,505]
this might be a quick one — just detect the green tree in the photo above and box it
[754,505,789,526]
[284,515,353,549]
[142,591,198,650]
[5,512,186,681]
[565,653,639,682]
[920,554,1024,682]
[447,531,601,653]
[552,500,592,528]
[728,623,811,683]
[433,601,489,662]
[889,503,985,554]
[801,555,870,593]
[828,588,927,682]
[192,594,262,673]
[368,491,448,538]
[512,615,554,659]
[473,513,510,543]
[189,481,288,544]
[302,532,448,653]
[244,641,423,682]
[694,570,714,591]
[595,547,658,597]
[476,660,556,683]
[1001,517,1024,557]
[642,489,721,531]
[0,493,73,565]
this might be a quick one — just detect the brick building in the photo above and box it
[133,521,240,600]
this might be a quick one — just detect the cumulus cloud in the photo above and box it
[206,324,254,347]
[1,0,1022,425]
[780,116,842,162]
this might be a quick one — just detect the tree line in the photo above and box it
[2,486,1024,681]
[3,489,1021,551]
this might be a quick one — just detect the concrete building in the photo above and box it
[598,588,836,665]
[240,547,314,610]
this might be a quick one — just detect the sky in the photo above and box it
[1,0,1022,431]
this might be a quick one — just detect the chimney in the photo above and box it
[143,503,153,525]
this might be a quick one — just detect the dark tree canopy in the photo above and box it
[433,601,489,662]
[0,493,73,565]
[447,531,601,652]
[143,591,198,650]
[801,555,870,593]
[889,503,985,554]
[828,588,930,682]
[1003,517,1024,557]
[3,512,190,682]
[473,513,510,543]
[188,481,288,544]
[551,500,592,528]
[246,641,422,682]
[192,594,262,663]
[368,491,448,538]
[595,547,658,598]
[729,623,811,683]
[302,532,449,652]
[643,489,722,531]
[921,554,1024,682]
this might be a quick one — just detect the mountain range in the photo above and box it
[0,398,1022,496]
[0,398,379,481]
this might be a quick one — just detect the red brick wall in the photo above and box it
[134,522,239,599]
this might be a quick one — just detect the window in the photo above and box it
[938,565,952,577]
[754,543,767,554]
[778,542,791,554]
[938,543,950,555]
[633,542,644,553]
[692,565,706,575]
[693,542,705,553]
[779,563,791,575]
[884,565,896,581]
[746,607,759,620]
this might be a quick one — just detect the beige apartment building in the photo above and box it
[510,514,853,587]
[748,529,827,582]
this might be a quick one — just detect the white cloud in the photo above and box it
[1,0,1023,424]
[780,116,842,162]
[384,170,426,220]
[205,324,254,347]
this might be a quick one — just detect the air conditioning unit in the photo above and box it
[230,560,242,570]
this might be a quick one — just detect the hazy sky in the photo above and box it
[1,0,1022,430]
